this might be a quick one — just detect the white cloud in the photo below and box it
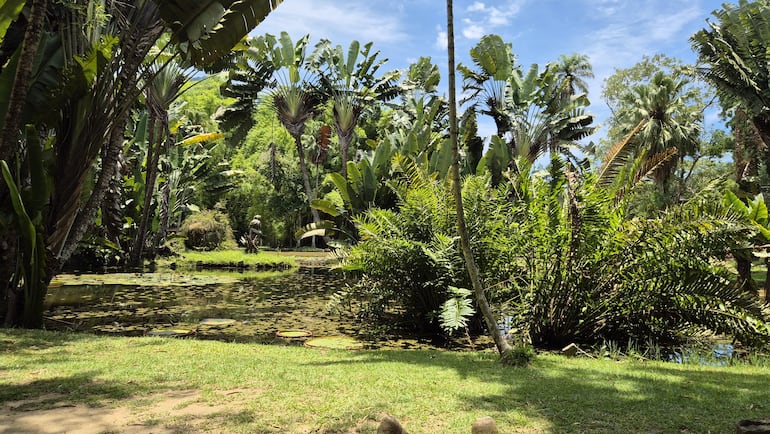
[436,30,448,50]
[593,0,621,16]
[463,22,487,40]
[461,0,526,40]
[576,1,711,138]
[468,2,487,12]
[256,0,408,44]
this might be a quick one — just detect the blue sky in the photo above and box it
[257,0,727,140]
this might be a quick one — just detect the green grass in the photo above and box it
[159,250,298,269]
[1,330,769,433]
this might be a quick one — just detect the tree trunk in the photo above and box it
[445,0,512,358]
[764,258,770,303]
[292,131,321,224]
[736,255,757,293]
[130,115,165,266]
[59,112,129,263]
[337,125,353,180]
[154,174,171,252]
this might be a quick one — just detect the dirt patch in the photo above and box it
[0,389,255,434]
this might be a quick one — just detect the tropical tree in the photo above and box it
[611,71,701,195]
[245,32,324,224]
[552,53,594,98]
[0,0,284,327]
[691,0,770,148]
[458,34,515,138]
[311,39,400,180]
[129,60,194,265]
[446,0,512,358]
[505,63,595,163]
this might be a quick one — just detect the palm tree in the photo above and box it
[446,0,513,358]
[254,32,324,224]
[129,60,193,266]
[458,34,516,138]
[613,71,701,194]
[311,39,400,180]
[506,64,596,163]
[552,53,594,98]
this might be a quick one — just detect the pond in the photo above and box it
[44,269,479,351]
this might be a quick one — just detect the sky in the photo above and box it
[255,0,728,141]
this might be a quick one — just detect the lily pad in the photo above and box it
[276,329,313,338]
[146,329,196,338]
[199,318,237,326]
[304,336,363,350]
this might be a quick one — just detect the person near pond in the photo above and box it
[246,215,262,253]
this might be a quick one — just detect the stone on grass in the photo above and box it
[471,416,498,434]
[378,415,407,434]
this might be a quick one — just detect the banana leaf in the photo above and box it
[0,0,25,44]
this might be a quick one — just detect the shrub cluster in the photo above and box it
[341,161,770,349]
[179,209,233,251]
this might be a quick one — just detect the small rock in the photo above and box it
[561,343,579,357]
[737,419,770,433]
[378,415,407,434]
[471,416,498,434]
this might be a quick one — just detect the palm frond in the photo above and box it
[598,118,647,186]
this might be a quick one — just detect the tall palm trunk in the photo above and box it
[154,162,172,252]
[0,0,47,165]
[446,0,512,358]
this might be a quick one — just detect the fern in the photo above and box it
[439,287,476,333]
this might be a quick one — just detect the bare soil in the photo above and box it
[0,389,252,434]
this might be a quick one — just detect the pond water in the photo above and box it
[44,269,478,350]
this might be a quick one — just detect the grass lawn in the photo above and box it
[159,249,299,270]
[1,330,769,433]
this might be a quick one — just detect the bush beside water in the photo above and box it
[180,210,234,251]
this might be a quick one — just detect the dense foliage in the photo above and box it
[3,0,770,355]
[340,157,770,347]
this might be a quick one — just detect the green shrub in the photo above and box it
[179,209,233,251]
[339,170,467,334]
[342,157,770,349]
[498,156,770,348]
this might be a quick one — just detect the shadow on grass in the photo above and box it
[302,350,770,433]
[0,371,141,405]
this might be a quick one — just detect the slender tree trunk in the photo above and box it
[736,255,757,293]
[446,0,512,357]
[155,172,171,252]
[336,126,354,181]
[130,114,165,265]
[764,258,770,303]
[292,131,321,224]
